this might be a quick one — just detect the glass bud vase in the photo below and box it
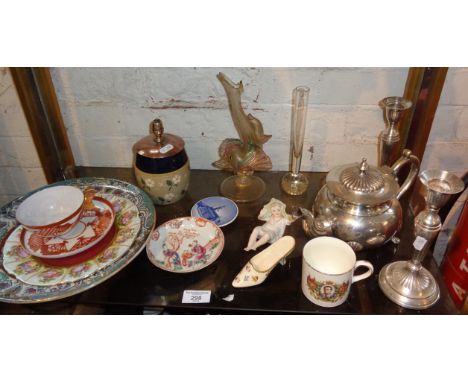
[281,86,310,195]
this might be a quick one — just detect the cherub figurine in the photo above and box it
[244,198,294,251]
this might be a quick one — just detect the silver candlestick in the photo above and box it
[378,97,412,168]
[379,169,465,310]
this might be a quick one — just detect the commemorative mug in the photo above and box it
[302,237,374,307]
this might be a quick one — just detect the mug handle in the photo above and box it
[351,260,374,284]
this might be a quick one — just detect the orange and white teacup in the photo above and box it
[16,185,85,237]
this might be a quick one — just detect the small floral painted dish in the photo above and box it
[147,217,224,273]
[190,196,238,227]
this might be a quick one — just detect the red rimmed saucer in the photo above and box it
[20,196,115,259]
[38,224,116,267]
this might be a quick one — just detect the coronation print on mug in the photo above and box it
[302,237,374,308]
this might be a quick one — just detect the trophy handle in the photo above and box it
[391,149,420,200]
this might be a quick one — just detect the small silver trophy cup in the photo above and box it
[379,169,465,309]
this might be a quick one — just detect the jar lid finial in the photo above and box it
[151,118,164,144]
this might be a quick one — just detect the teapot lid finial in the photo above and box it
[359,158,369,174]
[340,159,385,193]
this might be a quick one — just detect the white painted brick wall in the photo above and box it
[0,68,47,206]
[1,67,466,207]
[421,68,468,177]
[50,67,409,171]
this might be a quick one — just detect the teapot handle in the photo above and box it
[391,149,420,200]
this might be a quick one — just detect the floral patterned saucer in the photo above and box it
[147,217,224,273]
[20,196,115,259]
[0,177,156,303]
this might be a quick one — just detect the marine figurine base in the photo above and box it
[220,174,265,203]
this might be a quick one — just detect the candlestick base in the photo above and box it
[379,260,440,310]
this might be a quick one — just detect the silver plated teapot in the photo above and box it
[300,150,420,251]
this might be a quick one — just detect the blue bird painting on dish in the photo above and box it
[191,196,238,227]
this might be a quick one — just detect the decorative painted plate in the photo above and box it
[147,216,224,273]
[190,196,238,227]
[20,196,115,259]
[2,195,139,286]
[0,177,156,304]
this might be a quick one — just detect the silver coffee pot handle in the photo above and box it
[391,149,420,200]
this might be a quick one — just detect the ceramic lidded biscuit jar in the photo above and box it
[133,118,190,205]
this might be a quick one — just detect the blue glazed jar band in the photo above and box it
[135,150,188,174]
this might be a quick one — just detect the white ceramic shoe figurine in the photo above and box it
[233,236,295,288]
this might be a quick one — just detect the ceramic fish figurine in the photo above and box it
[212,72,272,174]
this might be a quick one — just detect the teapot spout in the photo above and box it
[299,208,333,237]
[299,207,314,236]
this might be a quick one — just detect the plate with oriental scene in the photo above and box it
[0,178,155,304]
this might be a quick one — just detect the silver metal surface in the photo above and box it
[300,151,419,251]
[379,261,440,309]
[391,149,420,200]
[379,169,465,309]
[340,158,385,193]
[378,96,412,168]
[326,162,398,205]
